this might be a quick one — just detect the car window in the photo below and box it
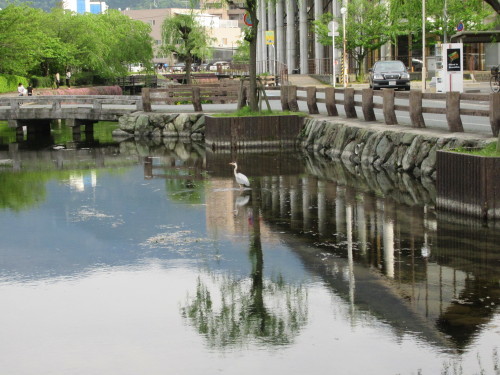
[374,61,405,72]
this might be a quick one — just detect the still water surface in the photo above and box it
[0,135,499,375]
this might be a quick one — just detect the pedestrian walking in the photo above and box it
[66,70,71,87]
[27,83,33,96]
[55,72,60,89]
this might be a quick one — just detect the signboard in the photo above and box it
[446,48,461,72]
[243,13,252,27]
[327,21,339,37]
[265,30,275,45]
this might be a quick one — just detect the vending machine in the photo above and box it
[435,43,464,93]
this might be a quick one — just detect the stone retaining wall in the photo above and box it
[300,118,495,179]
[114,112,205,140]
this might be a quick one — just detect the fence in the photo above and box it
[140,84,500,136]
[278,86,500,137]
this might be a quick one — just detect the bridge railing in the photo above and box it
[0,95,143,113]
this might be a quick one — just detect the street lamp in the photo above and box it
[340,7,348,88]
[422,0,426,92]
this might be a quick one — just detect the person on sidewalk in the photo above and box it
[66,70,71,87]
[17,83,27,96]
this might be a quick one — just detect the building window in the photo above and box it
[77,0,86,14]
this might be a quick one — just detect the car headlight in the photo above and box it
[401,72,410,79]
[373,73,384,79]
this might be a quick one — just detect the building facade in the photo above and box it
[122,8,243,65]
[63,0,108,14]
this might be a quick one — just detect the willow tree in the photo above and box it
[161,12,213,85]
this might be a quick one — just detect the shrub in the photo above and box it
[0,75,29,93]
[29,75,53,88]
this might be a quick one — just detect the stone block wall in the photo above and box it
[115,112,205,141]
[300,118,495,179]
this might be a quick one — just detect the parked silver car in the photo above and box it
[369,60,411,91]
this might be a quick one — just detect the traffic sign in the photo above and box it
[265,30,275,45]
[457,22,464,32]
[243,13,253,27]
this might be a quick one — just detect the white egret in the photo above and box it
[229,162,250,189]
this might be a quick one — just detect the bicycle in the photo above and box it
[490,66,500,93]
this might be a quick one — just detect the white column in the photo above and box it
[314,0,324,74]
[299,0,308,74]
[268,2,276,74]
[276,0,285,65]
[256,0,263,65]
[286,0,296,73]
[260,0,268,70]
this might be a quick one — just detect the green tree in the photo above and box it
[0,5,48,75]
[314,0,392,77]
[161,12,213,84]
[232,39,250,63]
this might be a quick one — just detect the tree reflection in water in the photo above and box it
[181,185,308,348]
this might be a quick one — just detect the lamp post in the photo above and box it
[422,0,426,93]
[340,7,348,88]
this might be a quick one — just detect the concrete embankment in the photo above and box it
[300,116,496,180]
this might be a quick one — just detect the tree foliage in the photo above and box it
[0,5,153,80]
[314,0,496,77]
[161,12,213,84]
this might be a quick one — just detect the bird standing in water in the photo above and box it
[229,162,250,189]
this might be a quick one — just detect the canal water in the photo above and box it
[0,124,499,375]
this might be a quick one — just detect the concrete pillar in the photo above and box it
[314,0,324,74]
[256,0,263,63]
[259,0,268,70]
[299,0,308,74]
[267,2,276,74]
[286,0,296,73]
[276,0,285,65]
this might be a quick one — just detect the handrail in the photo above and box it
[277,86,500,137]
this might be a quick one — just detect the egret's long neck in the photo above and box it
[233,164,238,175]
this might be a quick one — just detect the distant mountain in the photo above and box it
[0,0,196,12]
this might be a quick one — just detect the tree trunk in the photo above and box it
[248,17,259,111]
[186,53,193,85]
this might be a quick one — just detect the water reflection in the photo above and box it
[182,188,308,348]
[0,138,498,373]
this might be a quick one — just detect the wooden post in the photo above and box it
[141,88,151,112]
[280,85,290,111]
[306,87,319,114]
[361,88,375,121]
[446,91,463,132]
[382,89,397,125]
[343,88,357,118]
[237,80,247,110]
[409,90,426,128]
[325,87,338,116]
[192,87,202,111]
[288,85,299,112]
[490,92,500,137]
